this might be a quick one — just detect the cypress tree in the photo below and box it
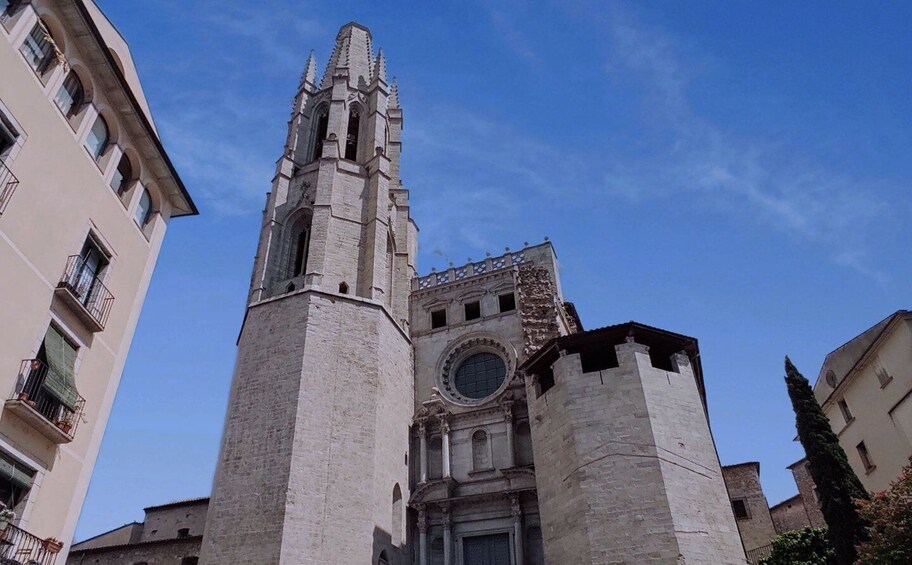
[784,356,869,565]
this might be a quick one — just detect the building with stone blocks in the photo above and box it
[721,463,776,555]
[811,310,912,493]
[201,22,746,565]
[0,0,196,562]
[66,497,206,564]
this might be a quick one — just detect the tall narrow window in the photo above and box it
[391,485,403,546]
[472,430,489,470]
[515,421,534,466]
[311,107,328,161]
[134,188,153,227]
[19,22,54,73]
[344,106,360,160]
[110,154,133,195]
[85,115,109,161]
[55,72,84,118]
[293,228,309,277]
[838,399,853,423]
[857,441,875,471]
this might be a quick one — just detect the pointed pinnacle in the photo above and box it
[301,50,318,88]
[373,48,388,83]
[389,77,400,108]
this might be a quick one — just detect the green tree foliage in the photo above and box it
[784,357,868,565]
[856,463,912,564]
[759,527,836,565]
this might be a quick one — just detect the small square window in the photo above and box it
[431,309,447,329]
[177,528,190,538]
[838,399,853,423]
[731,499,749,519]
[464,301,481,321]
[498,292,516,313]
[857,441,875,471]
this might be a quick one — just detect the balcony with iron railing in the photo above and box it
[0,523,61,565]
[0,159,19,216]
[54,255,113,332]
[5,359,85,444]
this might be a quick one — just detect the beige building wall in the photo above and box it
[0,1,195,561]
[813,311,912,493]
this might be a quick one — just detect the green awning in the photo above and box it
[0,453,33,491]
[41,326,79,411]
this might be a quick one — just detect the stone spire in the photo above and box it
[299,50,318,91]
[389,77,400,108]
[320,22,373,89]
[372,48,387,84]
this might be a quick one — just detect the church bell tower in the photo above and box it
[201,22,417,564]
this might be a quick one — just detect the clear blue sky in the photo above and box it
[77,0,912,539]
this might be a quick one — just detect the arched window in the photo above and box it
[516,421,534,467]
[311,106,329,162]
[428,436,442,479]
[110,153,133,194]
[285,213,311,280]
[391,484,403,546]
[19,21,55,73]
[386,234,394,307]
[55,71,84,118]
[344,106,360,160]
[85,114,109,160]
[134,188,152,226]
[472,430,489,470]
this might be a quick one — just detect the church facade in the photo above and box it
[200,22,746,565]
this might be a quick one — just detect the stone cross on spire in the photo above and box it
[320,22,373,89]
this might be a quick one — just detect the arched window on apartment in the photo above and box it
[54,71,84,118]
[85,114,109,161]
[110,153,134,195]
[134,188,153,227]
[472,430,489,470]
[311,106,329,162]
[391,484,403,546]
[344,105,360,161]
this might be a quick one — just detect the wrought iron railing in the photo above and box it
[0,159,19,216]
[57,255,114,330]
[12,359,85,439]
[746,543,772,564]
[0,523,60,564]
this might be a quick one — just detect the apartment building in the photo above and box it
[0,1,195,562]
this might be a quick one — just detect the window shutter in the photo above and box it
[0,452,33,491]
[41,326,79,410]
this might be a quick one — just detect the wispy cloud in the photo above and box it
[600,17,892,281]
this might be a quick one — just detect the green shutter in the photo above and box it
[0,452,33,491]
[41,326,79,411]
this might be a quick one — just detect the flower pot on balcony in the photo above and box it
[16,392,28,402]
[42,537,63,554]
[0,519,8,532]
[56,421,72,434]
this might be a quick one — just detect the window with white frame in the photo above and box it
[134,188,152,227]
[54,71,85,118]
[84,114,109,161]
[19,21,55,73]
[0,449,35,516]
[0,116,16,161]
[110,154,133,195]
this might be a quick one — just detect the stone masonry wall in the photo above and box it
[790,460,827,528]
[721,464,777,551]
[66,537,201,565]
[638,347,747,562]
[770,494,813,534]
[516,265,560,358]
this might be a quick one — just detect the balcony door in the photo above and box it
[463,534,511,565]
[74,238,108,307]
